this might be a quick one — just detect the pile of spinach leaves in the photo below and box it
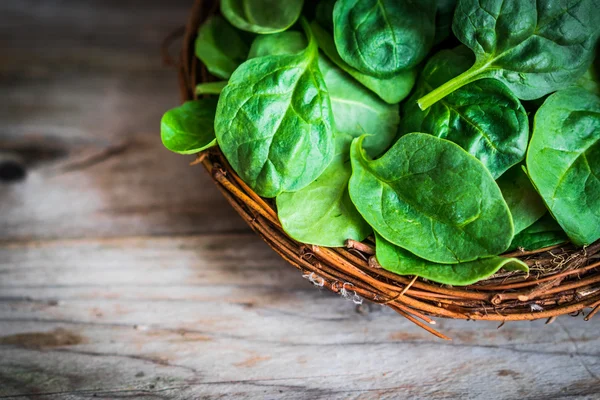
[161,0,600,286]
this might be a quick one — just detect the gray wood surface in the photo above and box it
[1,1,599,399]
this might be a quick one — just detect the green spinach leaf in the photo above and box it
[277,134,371,247]
[497,165,547,235]
[248,31,384,245]
[161,99,218,154]
[403,47,529,178]
[375,233,528,286]
[221,0,304,34]
[508,213,568,251]
[527,87,600,246]
[349,133,513,264]
[434,0,457,44]
[315,0,336,31]
[577,67,600,95]
[319,54,399,156]
[418,0,600,110]
[215,20,335,198]
[248,30,307,58]
[312,22,416,104]
[249,30,400,156]
[195,16,249,80]
[576,42,599,94]
[333,0,436,78]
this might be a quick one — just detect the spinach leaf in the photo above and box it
[221,0,304,34]
[508,214,568,251]
[402,47,529,178]
[312,22,416,104]
[248,30,307,58]
[249,30,400,156]
[577,67,600,95]
[497,165,547,235]
[319,54,399,157]
[375,233,528,286]
[418,0,600,110]
[349,133,513,264]
[576,42,599,94]
[195,81,228,95]
[215,20,335,198]
[527,87,600,246]
[256,29,398,245]
[333,0,436,78]
[161,99,218,154]
[434,0,457,44]
[277,134,371,247]
[195,16,249,80]
[315,0,336,31]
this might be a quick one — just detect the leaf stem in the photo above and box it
[195,81,228,95]
[417,63,488,110]
[300,17,318,61]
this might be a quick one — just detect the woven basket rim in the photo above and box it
[174,0,600,337]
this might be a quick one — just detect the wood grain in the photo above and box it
[1,1,599,399]
[2,236,600,399]
[0,0,248,241]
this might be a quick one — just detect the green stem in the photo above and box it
[417,63,488,110]
[195,81,228,95]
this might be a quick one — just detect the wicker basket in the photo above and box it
[173,0,600,339]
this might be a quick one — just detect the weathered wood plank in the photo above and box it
[2,341,597,400]
[1,236,599,399]
[0,0,249,241]
[0,0,194,72]
[0,126,249,240]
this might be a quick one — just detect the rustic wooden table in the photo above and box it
[1,1,599,399]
